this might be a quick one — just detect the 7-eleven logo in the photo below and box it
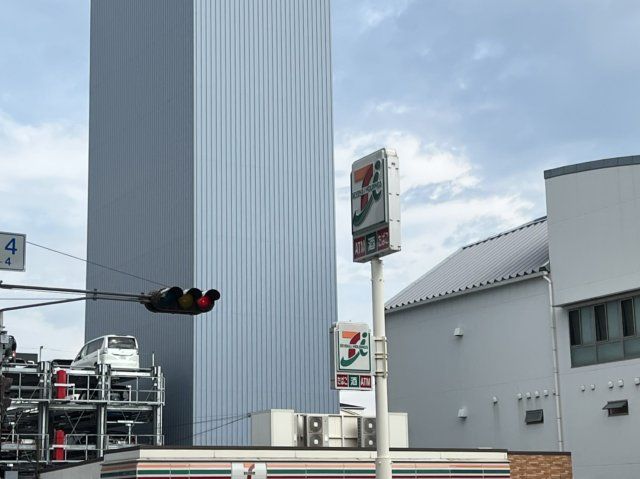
[340,330,370,368]
[352,160,382,228]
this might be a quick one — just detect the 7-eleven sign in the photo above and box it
[350,148,401,263]
[351,156,386,234]
[330,323,373,391]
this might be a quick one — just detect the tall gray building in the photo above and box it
[86,0,338,445]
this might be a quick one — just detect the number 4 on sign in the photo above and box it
[4,258,10,266]
[5,238,17,255]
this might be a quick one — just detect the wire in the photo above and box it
[0,298,81,301]
[27,241,167,287]
[163,413,249,431]
[174,415,250,443]
[18,346,77,354]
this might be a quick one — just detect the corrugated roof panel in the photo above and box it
[386,217,549,311]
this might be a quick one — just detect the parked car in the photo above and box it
[71,335,140,370]
[51,358,73,367]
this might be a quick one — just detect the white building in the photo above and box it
[386,156,640,479]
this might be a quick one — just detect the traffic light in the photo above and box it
[145,287,220,315]
[0,375,12,416]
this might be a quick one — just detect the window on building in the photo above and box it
[603,400,628,417]
[570,293,640,367]
[622,299,635,337]
[525,409,544,424]
[595,304,608,341]
[569,310,581,346]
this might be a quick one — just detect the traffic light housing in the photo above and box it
[145,287,220,315]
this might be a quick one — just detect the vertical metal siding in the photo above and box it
[193,0,338,445]
[88,0,338,447]
[86,0,195,445]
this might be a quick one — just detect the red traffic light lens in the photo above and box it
[197,295,212,311]
[197,289,220,312]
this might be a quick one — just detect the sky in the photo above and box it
[1,1,640,409]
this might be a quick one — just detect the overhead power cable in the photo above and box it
[17,346,78,354]
[163,413,250,431]
[174,415,250,444]
[0,298,82,301]
[26,240,166,287]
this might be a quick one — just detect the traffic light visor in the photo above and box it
[197,289,221,312]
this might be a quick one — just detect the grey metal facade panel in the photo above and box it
[192,0,339,445]
[86,0,195,444]
[386,218,549,311]
[387,278,557,450]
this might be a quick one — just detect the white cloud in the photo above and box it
[0,110,88,360]
[0,112,87,228]
[358,0,414,30]
[373,101,414,115]
[0,112,86,182]
[334,130,478,195]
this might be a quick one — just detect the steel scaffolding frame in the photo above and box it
[0,361,164,474]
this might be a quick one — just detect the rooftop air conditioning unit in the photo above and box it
[358,417,376,448]
[305,415,328,447]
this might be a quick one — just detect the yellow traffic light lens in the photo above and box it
[178,294,194,309]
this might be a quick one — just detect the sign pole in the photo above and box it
[372,257,391,479]
[349,148,400,479]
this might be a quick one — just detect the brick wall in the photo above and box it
[508,452,573,478]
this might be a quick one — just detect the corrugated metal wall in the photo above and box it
[192,0,338,444]
[87,0,338,446]
[86,0,196,444]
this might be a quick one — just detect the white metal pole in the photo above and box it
[371,257,392,479]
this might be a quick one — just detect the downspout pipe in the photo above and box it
[541,269,565,452]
